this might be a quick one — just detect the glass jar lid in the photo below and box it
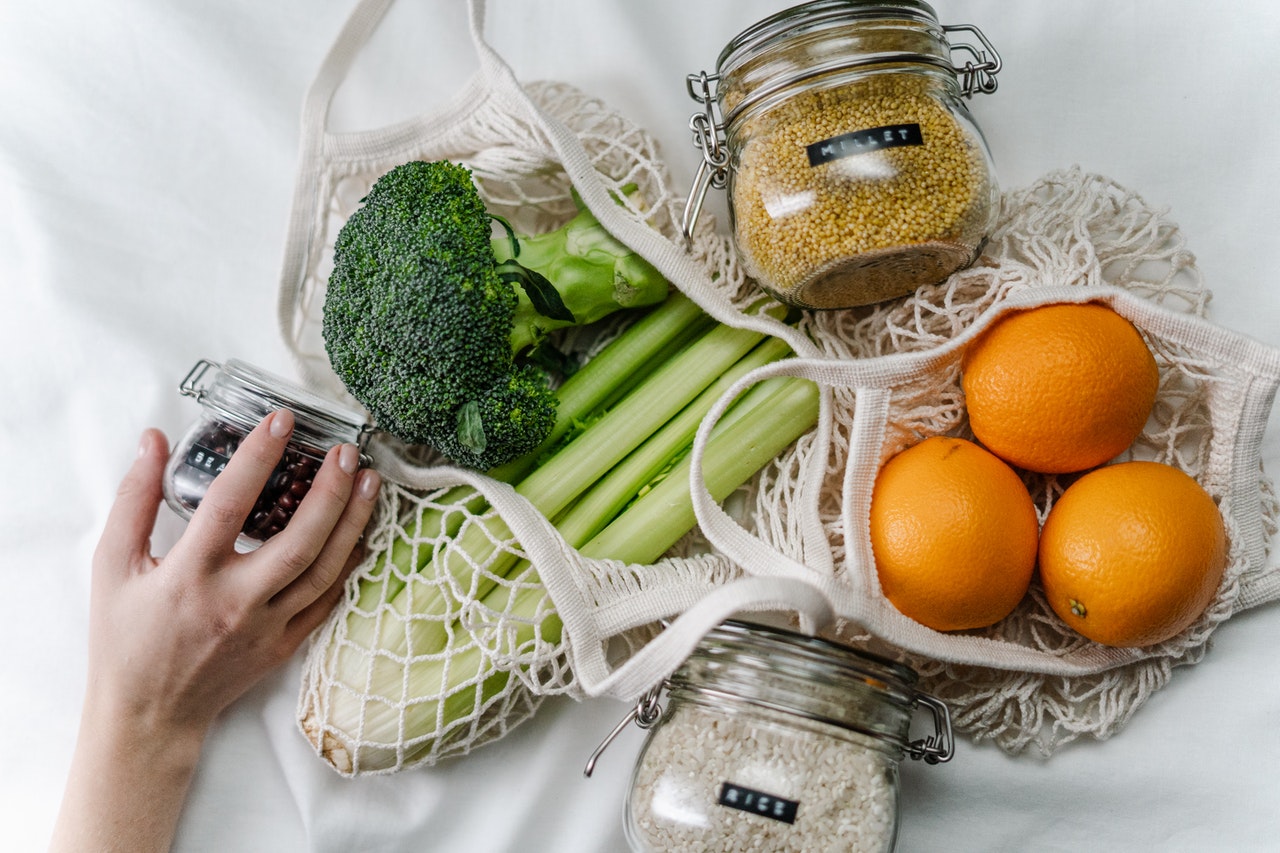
[583,619,954,777]
[179,358,372,454]
[706,0,999,125]
[722,1,940,53]
[718,0,946,79]
[666,620,953,762]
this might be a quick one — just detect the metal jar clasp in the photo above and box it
[178,358,220,402]
[582,684,664,778]
[908,693,955,764]
[679,71,729,249]
[943,22,1002,96]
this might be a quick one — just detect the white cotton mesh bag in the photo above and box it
[280,0,1280,774]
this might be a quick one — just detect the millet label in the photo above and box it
[806,122,924,166]
[184,443,230,476]
[718,782,800,825]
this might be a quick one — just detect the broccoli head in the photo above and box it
[322,159,669,469]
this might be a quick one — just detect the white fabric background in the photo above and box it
[4,1,1279,850]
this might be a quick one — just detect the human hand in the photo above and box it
[90,408,380,740]
[51,409,380,852]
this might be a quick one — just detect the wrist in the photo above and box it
[50,685,210,853]
[79,680,209,778]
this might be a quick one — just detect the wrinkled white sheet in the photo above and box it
[4,1,1279,850]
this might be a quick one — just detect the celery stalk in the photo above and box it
[355,291,711,611]
[378,319,774,653]
[318,373,820,770]
[579,375,820,563]
[552,337,794,546]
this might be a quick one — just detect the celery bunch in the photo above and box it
[302,293,819,772]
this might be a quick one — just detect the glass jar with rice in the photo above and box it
[587,620,953,852]
[684,0,1002,309]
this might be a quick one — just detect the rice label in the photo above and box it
[806,122,924,166]
[184,443,230,476]
[718,782,800,824]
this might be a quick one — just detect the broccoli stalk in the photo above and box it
[491,193,669,355]
[322,159,670,470]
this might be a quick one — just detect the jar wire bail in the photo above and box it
[942,23,1002,96]
[178,357,220,403]
[583,684,664,778]
[908,693,955,764]
[680,70,728,248]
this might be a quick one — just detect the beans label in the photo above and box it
[184,443,230,476]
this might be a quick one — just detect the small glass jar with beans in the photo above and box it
[162,358,373,547]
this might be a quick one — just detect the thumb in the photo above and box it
[94,428,170,573]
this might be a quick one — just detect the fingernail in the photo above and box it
[357,468,381,500]
[137,430,153,457]
[270,409,295,438]
[338,444,360,475]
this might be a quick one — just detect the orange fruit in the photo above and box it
[1038,461,1227,647]
[961,302,1159,474]
[869,436,1039,632]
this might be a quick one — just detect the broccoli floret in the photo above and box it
[322,159,669,469]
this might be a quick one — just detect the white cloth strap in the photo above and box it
[277,0,394,383]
